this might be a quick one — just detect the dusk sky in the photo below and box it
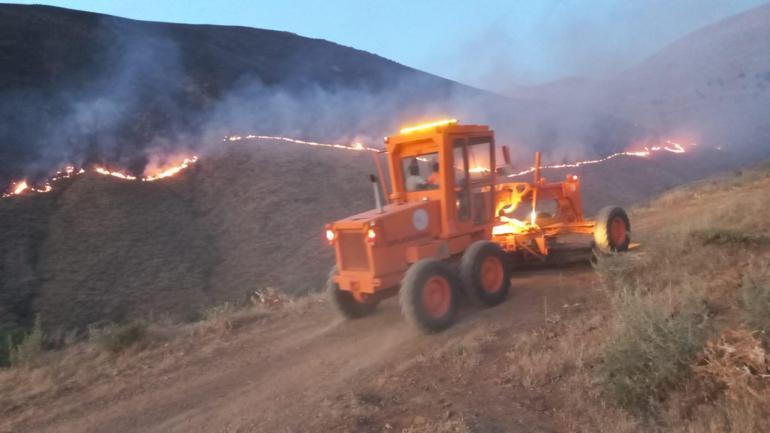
[12,0,769,90]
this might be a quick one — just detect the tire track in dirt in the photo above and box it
[15,265,597,433]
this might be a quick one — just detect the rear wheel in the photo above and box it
[400,259,460,333]
[594,206,631,253]
[460,241,512,306]
[327,266,377,319]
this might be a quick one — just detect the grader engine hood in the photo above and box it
[327,200,442,289]
[330,200,441,248]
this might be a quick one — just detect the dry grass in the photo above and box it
[88,320,149,354]
[689,228,770,246]
[505,325,593,389]
[401,418,472,433]
[738,263,770,344]
[0,292,317,424]
[588,164,770,429]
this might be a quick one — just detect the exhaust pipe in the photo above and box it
[369,174,384,213]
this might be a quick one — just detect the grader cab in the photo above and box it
[325,120,630,332]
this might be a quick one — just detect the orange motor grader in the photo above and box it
[325,120,630,332]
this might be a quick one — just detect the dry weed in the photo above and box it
[694,327,769,401]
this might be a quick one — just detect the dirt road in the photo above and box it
[8,265,601,433]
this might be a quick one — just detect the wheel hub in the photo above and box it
[422,276,451,317]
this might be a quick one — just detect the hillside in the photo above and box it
[0,139,746,334]
[0,141,374,331]
[0,4,656,188]
[3,1,769,336]
[0,4,475,184]
[612,2,770,150]
[508,3,770,155]
[2,161,768,433]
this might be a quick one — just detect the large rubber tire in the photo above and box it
[327,266,377,319]
[594,206,631,254]
[400,259,461,333]
[460,240,512,306]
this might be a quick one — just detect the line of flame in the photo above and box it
[507,140,694,178]
[225,134,378,152]
[2,157,199,198]
[3,134,695,199]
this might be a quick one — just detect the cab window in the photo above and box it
[401,152,439,192]
[467,137,492,182]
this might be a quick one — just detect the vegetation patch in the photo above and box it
[89,320,149,354]
[601,290,709,413]
[688,228,770,247]
[738,264,770,344]
[0,324,27,367]
[3,315,45,368]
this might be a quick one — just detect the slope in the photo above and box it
[2,160,768,433]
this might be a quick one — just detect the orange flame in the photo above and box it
[141,155,199,182]
[12,180,29,195]
[2,154,198,199]
[507,139,697,178]
[2,133,698,200]
[94,167,138,180]
[225,134,378,152]
[492,216,530,236]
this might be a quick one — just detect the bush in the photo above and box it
[90,321,148,354]
[200,302,237,333]
[0,324,27,367]
[8,315,45,368]
[601,291,709,413]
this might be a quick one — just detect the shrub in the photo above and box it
[200,302,237,333]
[0,324,27,367]
[601,290,709,413]
[8,315,45,368]
[90,321,148,354]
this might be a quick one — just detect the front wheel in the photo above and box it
[460,241,512,306]
[327,266,377,319]
[594,206,631,253]
[400,259,461,333]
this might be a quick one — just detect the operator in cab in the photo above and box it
[405,159,424,191]
[424,162,440,189]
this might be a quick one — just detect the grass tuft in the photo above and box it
[89,320,148,354]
